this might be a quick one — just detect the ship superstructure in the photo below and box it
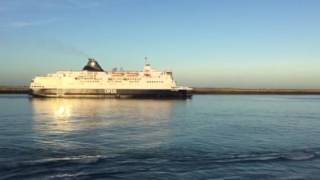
[30,58,192,98]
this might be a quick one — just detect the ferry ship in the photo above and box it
[30,58,192,98]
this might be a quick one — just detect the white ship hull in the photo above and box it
[31,88,192,99]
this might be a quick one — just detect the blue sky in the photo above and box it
[0,0,319,88]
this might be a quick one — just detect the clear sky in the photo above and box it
[0,0,319,88]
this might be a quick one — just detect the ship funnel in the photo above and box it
[83,58,104,72]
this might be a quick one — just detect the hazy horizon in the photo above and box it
[0,0,319,88]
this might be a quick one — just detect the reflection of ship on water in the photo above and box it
[31,98,183,151]
[31,98,180,133]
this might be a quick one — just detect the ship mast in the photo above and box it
[144,56,148,65]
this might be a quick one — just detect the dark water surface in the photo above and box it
[1,95,320,179]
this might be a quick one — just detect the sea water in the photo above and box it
[0,95,320,179]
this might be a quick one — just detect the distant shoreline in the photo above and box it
[192,88,320,95]
[0,86,30,94]
[1,86,320,95]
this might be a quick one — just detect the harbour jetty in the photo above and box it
[0,86,30,94]
[1,86,320,95]
[192,88,320,95]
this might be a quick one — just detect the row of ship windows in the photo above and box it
[30,85,44,88]
[78,80,140,83]
[76,77,98,80]
[79,80,100,83]
[147,81,164,83]
[111,81,140,83]
[77,80,164,83]
[76,77,165,81]
[108,78,141,81]
[77,78,142,81]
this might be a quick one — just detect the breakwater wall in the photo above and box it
[192,88,320,95]
[1,86,320,95]
[0,86,30,94]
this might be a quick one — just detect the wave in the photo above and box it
[210,151,316,164]
[0,155,106,172]
[27,155,105,164]
[0,148,319,179]
[5,148,318,168]
[0,155,109,179]
[131,147,320,165]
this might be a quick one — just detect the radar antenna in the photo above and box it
[144,56,148,65]
[144,56,151,67]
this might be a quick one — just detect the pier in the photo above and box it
[1,86,320,95]
[192,88,320,95]
[0,86,30,94]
